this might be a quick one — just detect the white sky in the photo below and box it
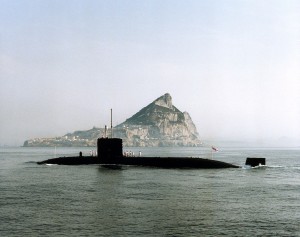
[1,0,300,146]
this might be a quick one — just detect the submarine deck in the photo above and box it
[37,156,239,168]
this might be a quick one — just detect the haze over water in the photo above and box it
[1,0,300,146]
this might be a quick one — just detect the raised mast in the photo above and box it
[111,108,113,138]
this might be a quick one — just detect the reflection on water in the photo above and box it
[0,147,299,236]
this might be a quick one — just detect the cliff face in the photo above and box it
[114,93,200,147]
[23,93,201,147]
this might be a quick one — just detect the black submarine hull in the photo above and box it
[37,138,239,168]
[37,156,239,168]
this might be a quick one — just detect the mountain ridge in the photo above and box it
[23,93,201,147]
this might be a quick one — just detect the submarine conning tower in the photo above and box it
[97,138,123,161]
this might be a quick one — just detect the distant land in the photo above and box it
[23,93,202,147]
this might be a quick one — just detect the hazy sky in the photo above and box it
[1,0,300,146]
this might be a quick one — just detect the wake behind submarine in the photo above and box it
[37,137,265,168]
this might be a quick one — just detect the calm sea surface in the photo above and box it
[0,146,299,237]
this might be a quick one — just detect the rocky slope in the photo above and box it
[114,93,200,146]
[23,93,201,147]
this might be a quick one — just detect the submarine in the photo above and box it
[37,109,265,168]
[38,137,242,168]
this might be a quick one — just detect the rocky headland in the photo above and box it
[23,93,201,147]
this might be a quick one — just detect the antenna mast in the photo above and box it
[104,125,107,138]
[111,108,113,138]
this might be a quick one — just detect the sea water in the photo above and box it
[0,146,299,237]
